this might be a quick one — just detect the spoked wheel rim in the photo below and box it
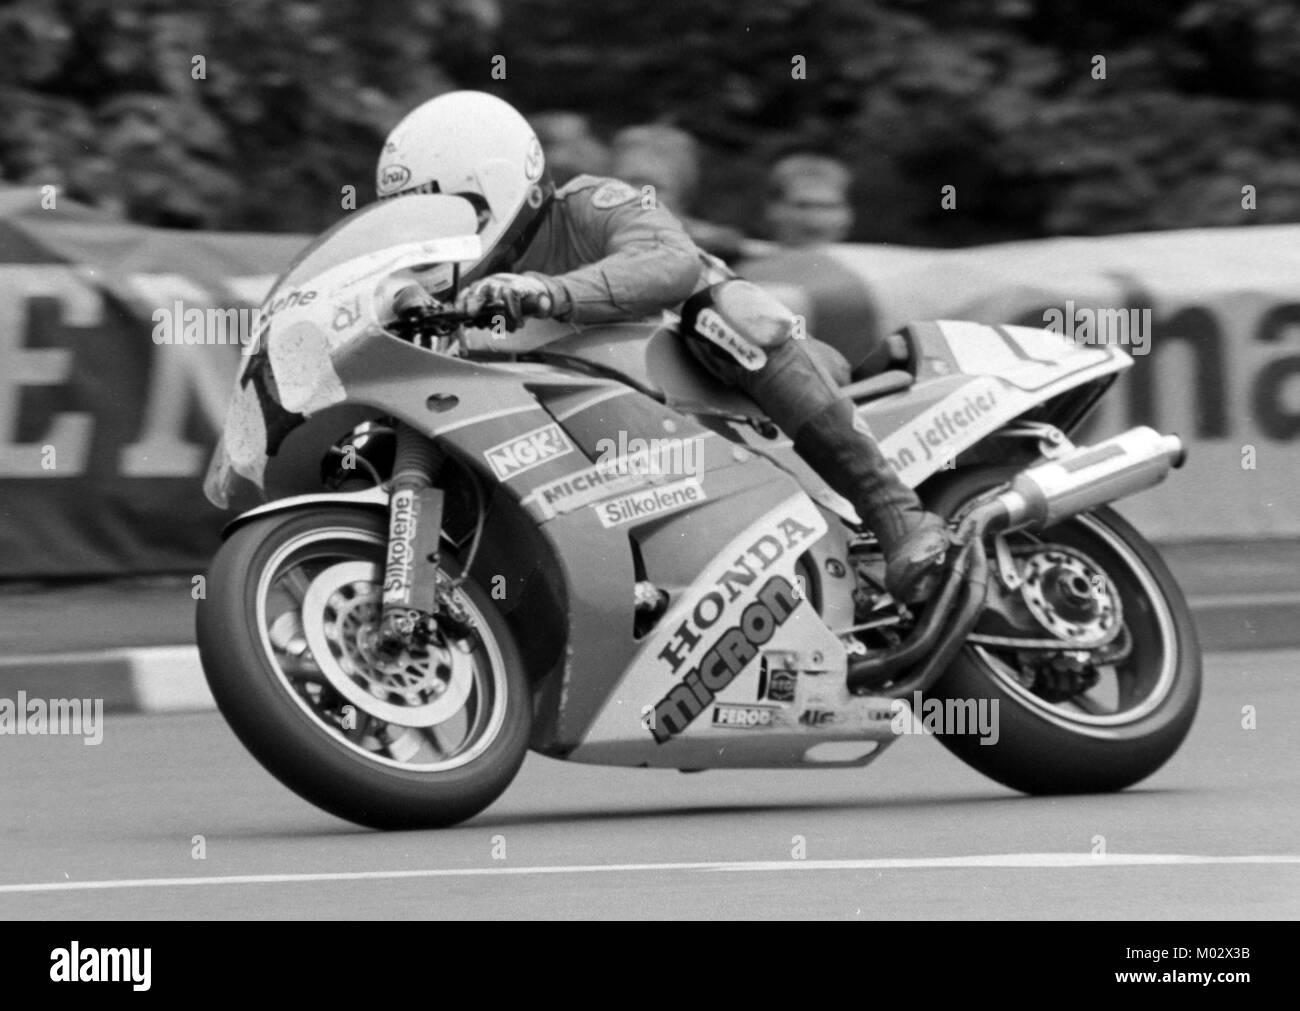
[968,512,1180,732]
[253,525,509,771]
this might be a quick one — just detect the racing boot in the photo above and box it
[792,397,952,604]
[677,281,952,603]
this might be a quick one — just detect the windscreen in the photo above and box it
[206,194,483,507]
[272,193,482,297]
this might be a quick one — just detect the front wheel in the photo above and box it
[196,506,531,829]
[922,467,1201,795]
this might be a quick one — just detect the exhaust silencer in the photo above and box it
[997,426,1185,531]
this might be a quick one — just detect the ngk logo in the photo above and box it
[484,423,574,481]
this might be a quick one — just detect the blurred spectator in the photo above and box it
[610,123,768,262]
[530,111,610,185]
[610,124,698,216]
[765,153,854,247]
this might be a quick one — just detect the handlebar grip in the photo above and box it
[396,299,545,333]
[522,291,553,317]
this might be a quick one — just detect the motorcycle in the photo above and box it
[197,193,1200,829]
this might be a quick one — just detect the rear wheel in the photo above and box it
[196,506,530,829]
[922,467,1201,794]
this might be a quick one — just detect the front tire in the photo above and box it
[196,506,531,829]
[923,467,1201,795]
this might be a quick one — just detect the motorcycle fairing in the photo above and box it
[261,330,818,754]
[478,377,831,752]
[566,490,899,768]
[855,320,1129,487]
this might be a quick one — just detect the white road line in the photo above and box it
[1186,590,1300,608]
[0,648,139,667]
[2,854,1297,895]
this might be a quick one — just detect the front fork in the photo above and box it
[378,423,446,651]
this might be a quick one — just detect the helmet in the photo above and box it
[376,91,551,281]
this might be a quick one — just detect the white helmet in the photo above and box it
[376,91,551,280]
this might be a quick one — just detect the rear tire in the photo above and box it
[196,506,530,829]
[923,467,1201,794]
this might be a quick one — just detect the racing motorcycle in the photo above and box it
[197,193,1200,829]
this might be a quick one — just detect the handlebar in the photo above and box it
[390,302,501,347]
[394,293,546,330]
[389,284,552,346]
[393,300,496,330]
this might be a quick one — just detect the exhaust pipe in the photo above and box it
[997,426,1184,531]
[848,532,992,695]
[846,426,1182,694]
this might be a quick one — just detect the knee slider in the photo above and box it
[681,280,800,373]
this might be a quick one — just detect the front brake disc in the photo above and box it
[300,561,473,728]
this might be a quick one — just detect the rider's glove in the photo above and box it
[454,273,557,330]
[390,281,438,318]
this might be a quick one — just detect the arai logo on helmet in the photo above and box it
[378,163,413,195]
[524,137,544,182]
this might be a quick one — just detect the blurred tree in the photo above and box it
[0,0,1296,242]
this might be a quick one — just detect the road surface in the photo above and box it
[1,649,1295,919]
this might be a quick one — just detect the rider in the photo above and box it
[375,91,950,603]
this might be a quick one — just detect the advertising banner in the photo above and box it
[2,187,1293,577]
[0,189,305,576]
